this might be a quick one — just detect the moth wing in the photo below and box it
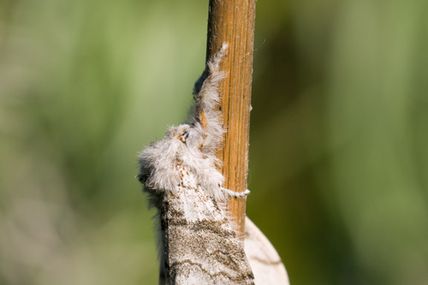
[245,217,290,285]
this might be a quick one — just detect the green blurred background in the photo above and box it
[1,0,428,284]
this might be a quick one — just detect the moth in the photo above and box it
[138,43,289,285]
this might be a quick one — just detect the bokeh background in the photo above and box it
[1,0,428,284]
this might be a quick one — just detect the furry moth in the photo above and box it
[138,44,254,285]
[138,43,289,285]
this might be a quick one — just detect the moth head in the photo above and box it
[167,124,190,143]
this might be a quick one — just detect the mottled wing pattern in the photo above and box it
[162,165,254,284]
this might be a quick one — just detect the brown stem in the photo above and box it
[205,0,256,237]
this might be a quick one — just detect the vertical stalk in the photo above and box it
[205,0,256,236]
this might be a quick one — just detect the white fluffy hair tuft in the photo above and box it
[138,43,229,204]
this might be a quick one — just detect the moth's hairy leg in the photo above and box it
[200,42,228,103]
[207,42,228,73]
[192,43,228,155]
[192,43,228,96]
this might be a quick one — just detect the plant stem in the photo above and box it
[205,0,256,237]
